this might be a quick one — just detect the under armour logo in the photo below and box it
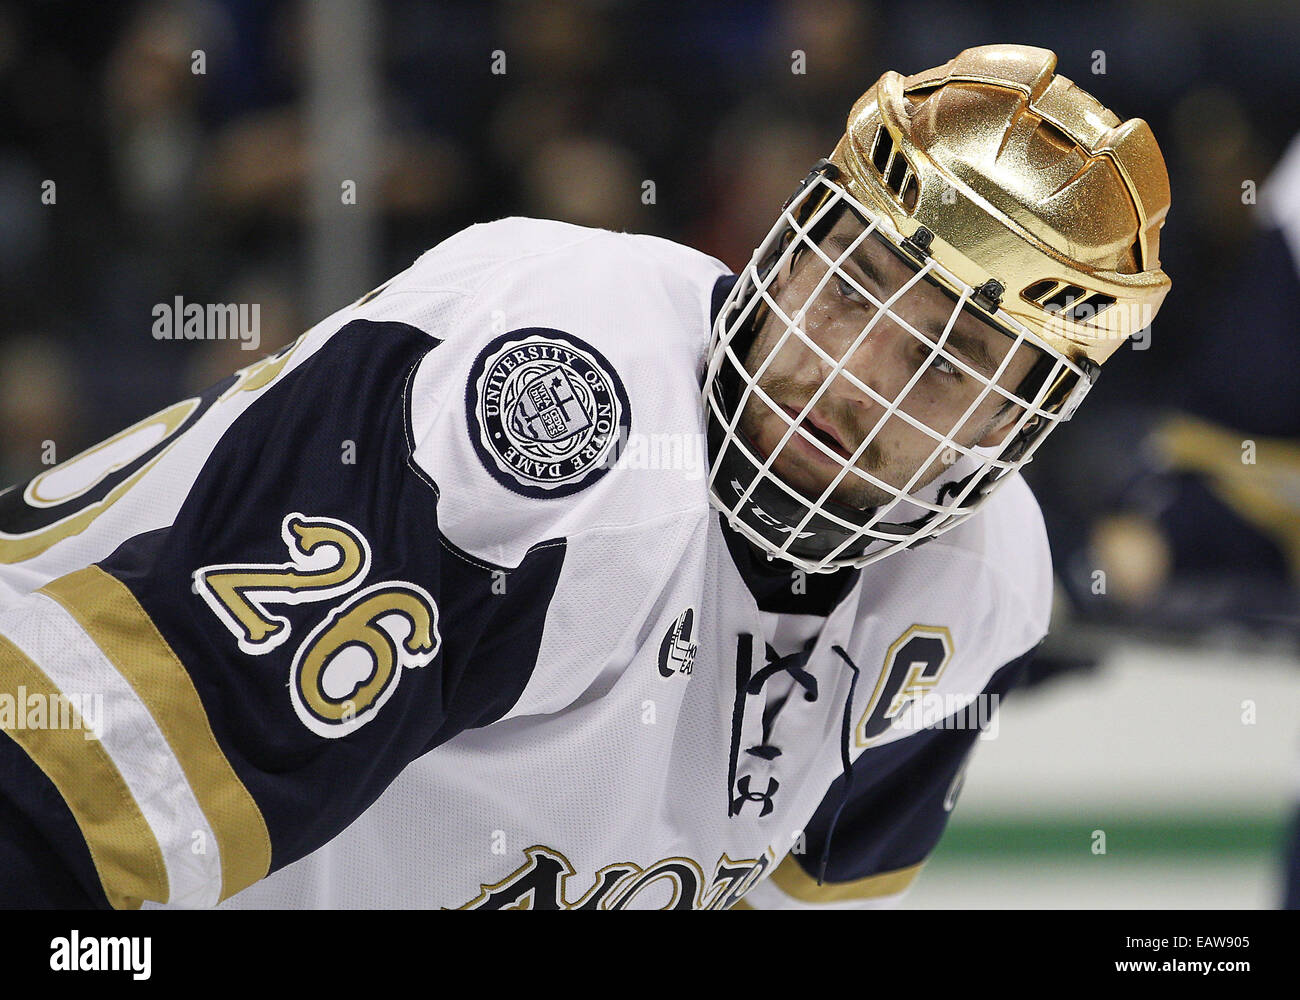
[732,775,780,817]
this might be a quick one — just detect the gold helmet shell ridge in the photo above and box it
[828,43,1171,365]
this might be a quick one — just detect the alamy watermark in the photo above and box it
[50,931,150,980]
[1038,298,1155,351]
[152,296,261,351]
[603,427,707,480]
[888,690,1001,741]
[0,685,103,740]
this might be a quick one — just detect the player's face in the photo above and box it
[738,212,1042,510]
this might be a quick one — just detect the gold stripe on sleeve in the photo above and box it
[41,566,272,902]
[768,852,923,904]
[0,634,166,909]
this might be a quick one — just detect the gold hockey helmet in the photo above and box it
[703,44,1173,572]
[829,42,1171,364]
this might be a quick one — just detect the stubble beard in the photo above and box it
[734,362,899,511]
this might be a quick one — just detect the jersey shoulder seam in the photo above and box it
[921,530,1050,635]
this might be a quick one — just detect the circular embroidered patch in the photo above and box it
[466,328,631,498]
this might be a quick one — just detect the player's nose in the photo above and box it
[812,309,910,412]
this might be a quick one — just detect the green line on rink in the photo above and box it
[931,813,1291,858]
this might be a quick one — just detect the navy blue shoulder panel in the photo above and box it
[794,648,1034,884]
[0,731,111,907]
[710,273,739,327]
[99,320,566,874]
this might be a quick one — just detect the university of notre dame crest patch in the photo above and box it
[467,328,631,498]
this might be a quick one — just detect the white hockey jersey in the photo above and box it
[0,218,1052,909]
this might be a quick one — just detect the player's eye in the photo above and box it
[916,343,963,381]
[933,353,960,377]
[833,273,871,305]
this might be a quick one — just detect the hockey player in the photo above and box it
[0,44,1169,909]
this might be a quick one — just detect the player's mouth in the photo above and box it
[778,404,856,465]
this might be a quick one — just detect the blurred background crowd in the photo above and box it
[1,0,1298,906]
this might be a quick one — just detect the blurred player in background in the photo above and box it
[1077,129,1300,909]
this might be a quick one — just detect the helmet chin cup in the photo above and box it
[706,398,879,566]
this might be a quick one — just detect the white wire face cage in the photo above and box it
[702,161,1098,574]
